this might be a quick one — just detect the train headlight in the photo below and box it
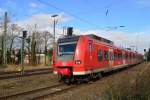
[75,60,81,65]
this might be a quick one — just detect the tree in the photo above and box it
[0,35,2,64]
[7,24,22,63]
[26,36,31,64]
[42,31,53,65]
[31,32,36,65]
[9,24,21,52]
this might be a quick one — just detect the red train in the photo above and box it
[53,34,143,84]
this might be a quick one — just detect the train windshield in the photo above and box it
[58,42,77,55]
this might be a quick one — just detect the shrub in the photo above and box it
[102,63,150,100]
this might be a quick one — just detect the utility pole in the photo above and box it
[63,26,67,35]
[3,12,8,65]
[51,15,58,49]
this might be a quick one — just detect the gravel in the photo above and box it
[0,73,58,97]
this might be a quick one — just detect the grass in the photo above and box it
[102,63,150,100]
[0,65,7,68]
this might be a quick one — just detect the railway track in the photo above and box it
[0,63,145,100]
[0,68,53,80]
[0,83,76,100]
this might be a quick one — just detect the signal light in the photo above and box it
[23,30,27,38]
[67,27,73,36]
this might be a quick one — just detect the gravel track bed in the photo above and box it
[0,73,58,97]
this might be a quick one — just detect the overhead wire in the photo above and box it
[81,0,122,17]
[37,0,104,29]
[83,0,124,31]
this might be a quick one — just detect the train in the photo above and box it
[52,29,143,84]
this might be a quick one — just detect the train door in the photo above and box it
[109,48,113,68]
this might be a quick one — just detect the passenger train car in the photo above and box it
[53,34,143,84]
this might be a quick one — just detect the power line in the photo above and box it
[82,0,122,16]
[37,0,103,29]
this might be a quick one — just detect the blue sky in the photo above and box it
[0,0,150,32]
[0,0,150,53]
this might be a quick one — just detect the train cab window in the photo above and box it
[97,50,103,61]
[104,51,108,61]
[58,42,77,55]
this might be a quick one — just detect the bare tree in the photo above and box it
[42,31,53,65]
[0,21,3,64]
[0,35,2,64]
[31,32,37,65]
[9,24,20,52]
[5,24,23,64]
[35,32,43,64]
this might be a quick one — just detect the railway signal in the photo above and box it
[67,27,73,36]
[21,30,27,74]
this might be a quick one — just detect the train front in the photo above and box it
[53,35,80,83]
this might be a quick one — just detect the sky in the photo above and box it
[0,0,150,53]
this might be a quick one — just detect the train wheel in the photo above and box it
[64,78,71,85]
[76,77,82,84]
[83,75,89,83]
[57,74,63,82]
[97,73,102,79]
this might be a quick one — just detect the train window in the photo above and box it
[118,53,122,60]
[97,50,103,61]
[104,51,108,61]
[122,54,124,59]
[114,53,117,60]
[120,53,123,59]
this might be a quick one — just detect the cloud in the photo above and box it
[29,2,39,8]
[16,13,72,31]
[15,12,149,54]
[74,29,150,54]
[0,8,5,16]
[0,8,3,13]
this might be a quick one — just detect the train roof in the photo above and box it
[58,34,114,45]
[86,34,114,45]
[57,34,142,55]
[58,35,80,43]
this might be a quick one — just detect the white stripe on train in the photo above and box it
[54,64,129,75]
